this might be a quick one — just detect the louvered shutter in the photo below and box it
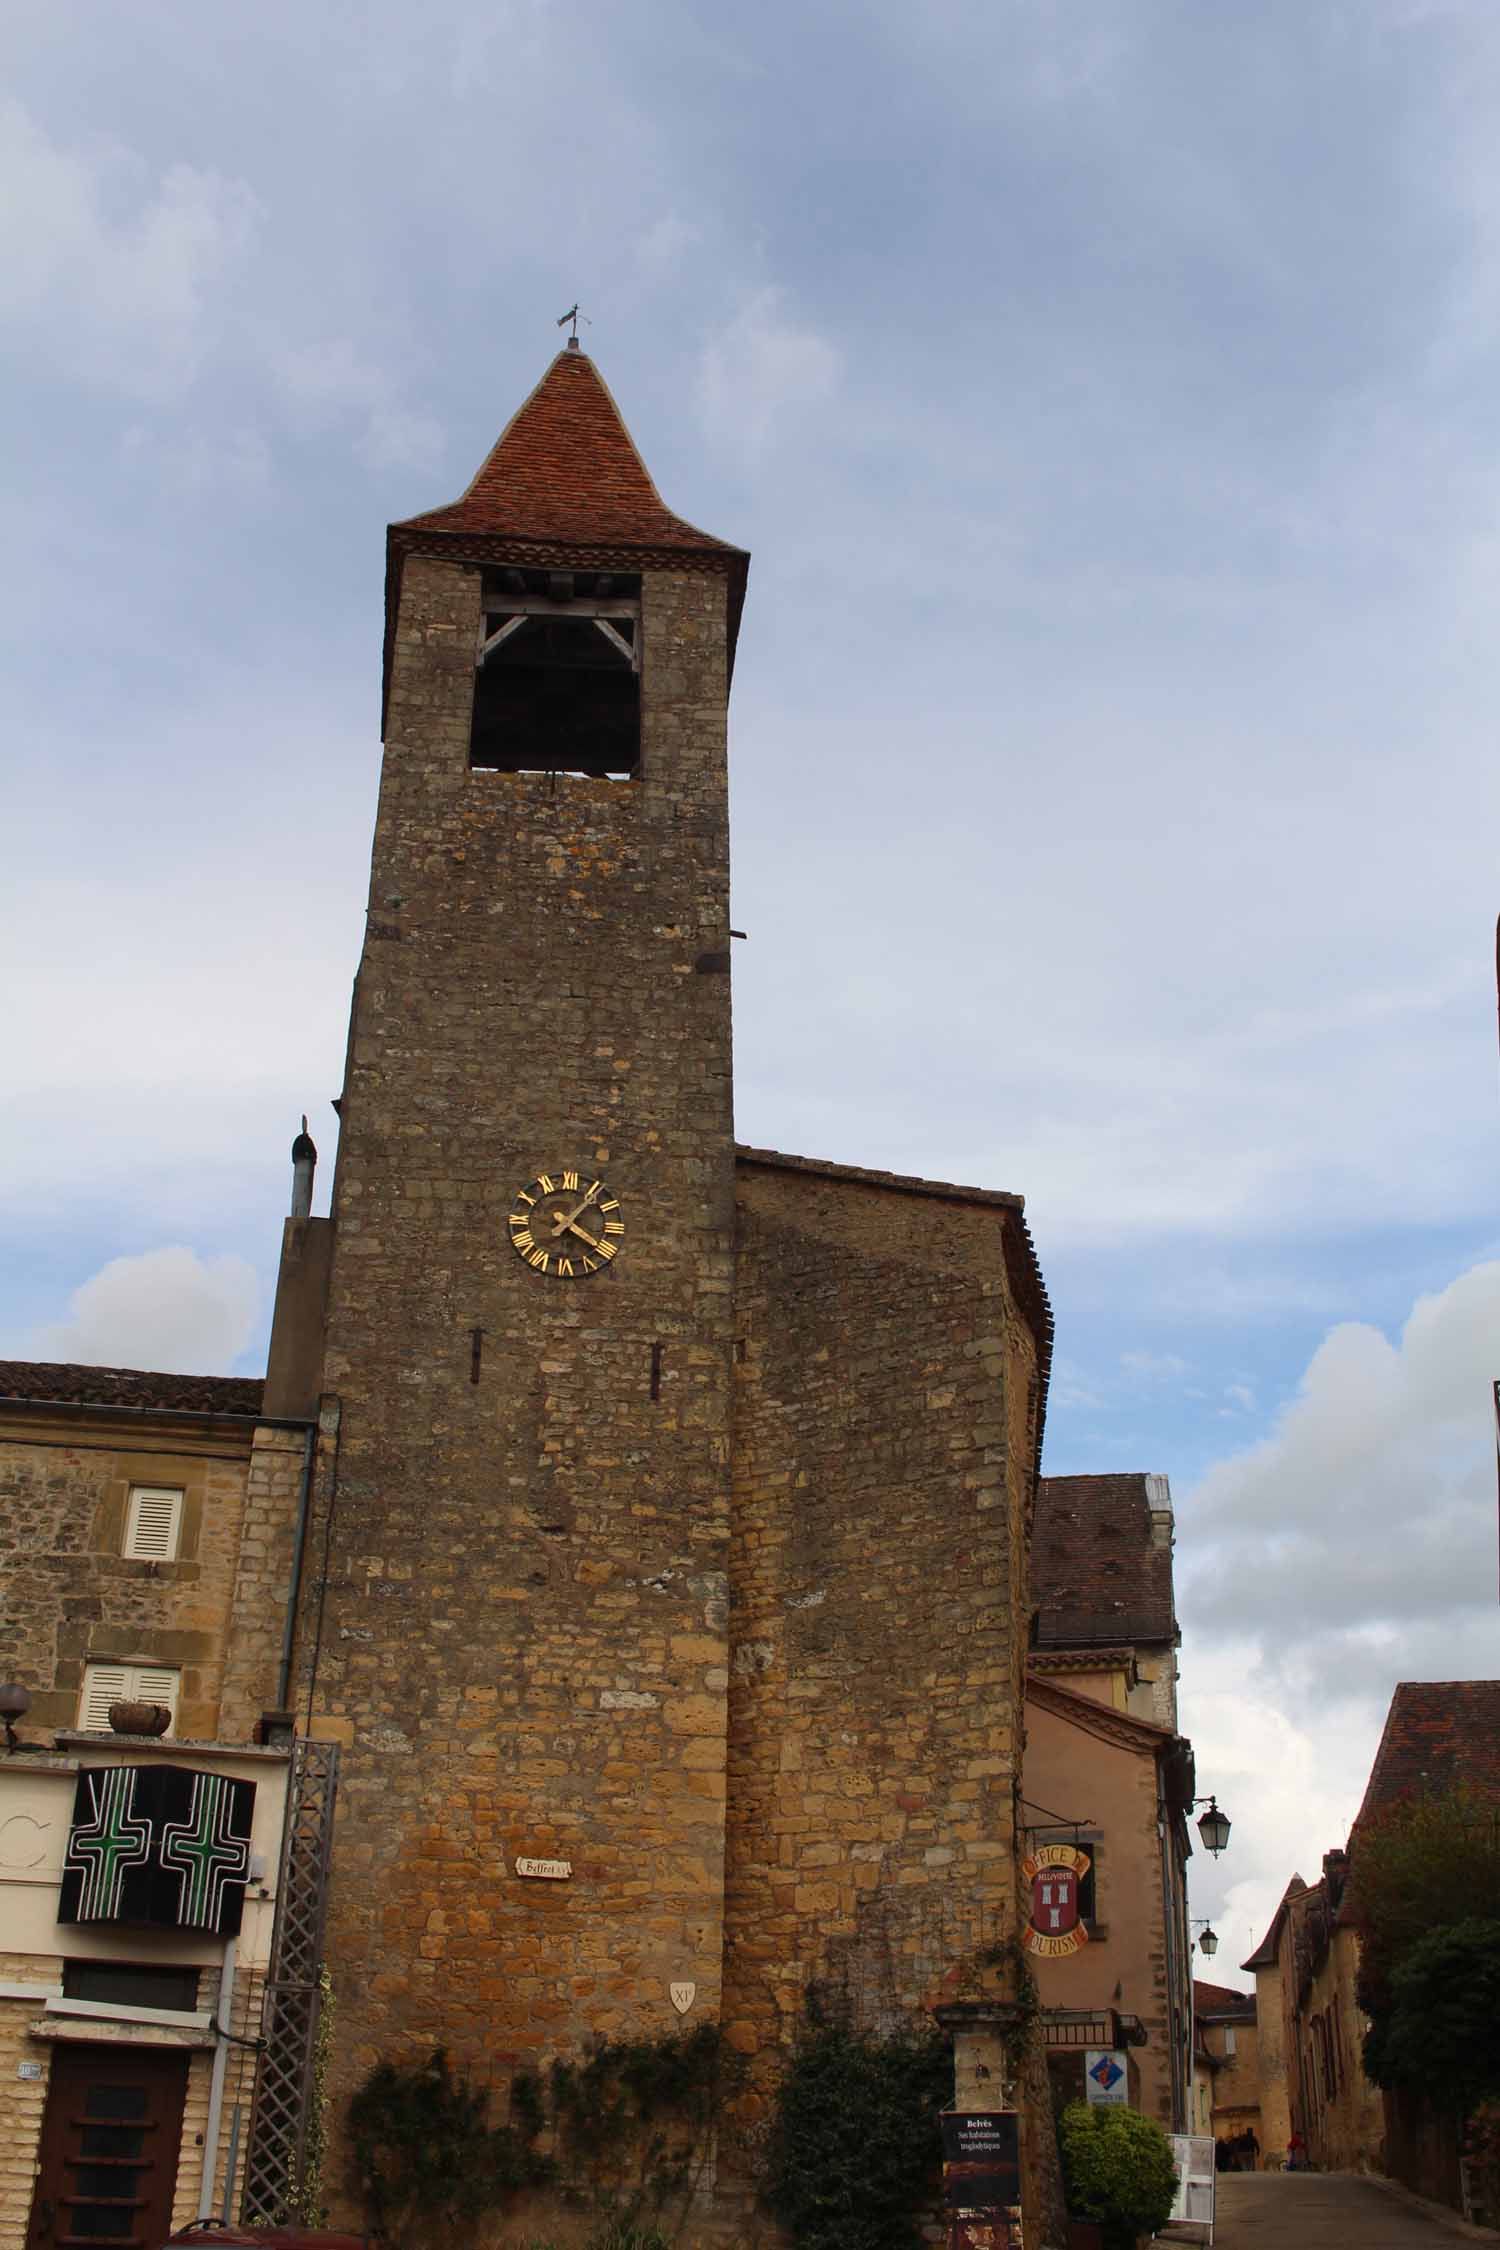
[124,1486,183,1561]
[130,1668,179,1725]
[78,1665,131,1729]
[77,1664,180,1733]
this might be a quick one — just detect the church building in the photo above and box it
[0,342,1054,2243]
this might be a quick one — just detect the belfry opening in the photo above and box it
[470,566,641,778]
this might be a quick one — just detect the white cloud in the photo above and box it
[266,335,445,471]
[636,212,703,279]
[0,98,260,401]
[33,1248,259,1376]
[696,288,840,452]
[1175,1256,1500,1976]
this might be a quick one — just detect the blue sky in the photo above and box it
[5,0,1500,1971]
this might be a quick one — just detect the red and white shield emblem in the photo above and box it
[1032,1863,1080,1936]
[1021,1842,1092,1956]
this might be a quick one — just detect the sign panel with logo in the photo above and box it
[59,1766,255,1937]
[1085,2049,1129,2106]
[1021,1841,1091,1957]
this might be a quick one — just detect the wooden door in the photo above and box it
[28,2044,189,2250]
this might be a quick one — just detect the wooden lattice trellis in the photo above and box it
[239,1738,339,2223]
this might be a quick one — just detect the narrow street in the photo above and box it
[1211,2171,1488,2247]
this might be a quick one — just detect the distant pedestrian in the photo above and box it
[1287,2128,1307,2172]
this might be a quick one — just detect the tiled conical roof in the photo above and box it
[383,344,748,720]
[397,344,738,557]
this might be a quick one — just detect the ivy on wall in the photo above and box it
[347,2025,736,2244]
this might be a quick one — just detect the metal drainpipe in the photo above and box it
[277,1420,319,1711]
[1158,1767,1185,2131]
[198,1932,238,2218]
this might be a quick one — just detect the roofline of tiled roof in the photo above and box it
[0,1361,279,1424]
[735,1145,1025,1209]
[381,525,750,736]
[1193,1979,1257,2018]
[1034,1615,1180,1650]
[1027,1647,1137,1675]
[735,1143,1054,1483]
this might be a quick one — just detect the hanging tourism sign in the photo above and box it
[1021,1841,1091,1957]
[59,1766,255,1936]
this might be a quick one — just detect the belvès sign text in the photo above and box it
[941,2111,1021,2211]
[1021,1841,1090,1958]
[515,1856,572,1880]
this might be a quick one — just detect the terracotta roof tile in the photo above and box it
[398,346,741,557]
[1194,1979,1257,2018]
[1354,1679,1500,1830]
[383,344,750,724]
[1032,1473,1176,1649]
[0,1360,264,1417]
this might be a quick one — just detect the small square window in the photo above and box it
[123,1486,183,1562]
[78,1664,180,1733]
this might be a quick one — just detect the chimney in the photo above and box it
[1145,1472,1174,1549]
[290,1117,317,1219]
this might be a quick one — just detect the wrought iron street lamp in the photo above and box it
[1190,1919,1219,1957]
[1192,1796,1232,1857]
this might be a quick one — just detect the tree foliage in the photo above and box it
[1352,1789,1500,2030]
[1057,2101,1177,2250]
[762,2002,952,2250]
[1364,1918,1500,2113]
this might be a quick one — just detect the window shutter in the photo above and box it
[78,1664,180,1733]
[130,1667,179,1724]
[124,1486,183,1562]
[78,1665,131,1730]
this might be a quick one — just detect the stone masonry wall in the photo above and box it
[0,1415,252,1738]
[296,556,739,2150]
[722,1161,1040,2157]
[219,1420,322,1741]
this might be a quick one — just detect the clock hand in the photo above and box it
[564,1220,602,1249]
[549,1187,600,1235]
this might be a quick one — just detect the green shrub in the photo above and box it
[763,2003,951,2250]
[1058,2101,1177,2250]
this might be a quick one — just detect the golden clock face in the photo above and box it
[508,1170,624,1278]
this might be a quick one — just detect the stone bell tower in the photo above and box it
[292,343,749,2085]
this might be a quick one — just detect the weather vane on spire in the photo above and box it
[556,304,591,346]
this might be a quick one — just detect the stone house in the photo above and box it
[1021,1472,1198,2128]
[0,344,1060,2243]
[1190,1980,1259,2153]
[1246,1680,1500,2188]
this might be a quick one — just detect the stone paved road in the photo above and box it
[1211,2171,1485,2247]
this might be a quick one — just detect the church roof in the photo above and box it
[397,344,741,559]
[1031,1473,1177,1651]
[0,1360,264,1418]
